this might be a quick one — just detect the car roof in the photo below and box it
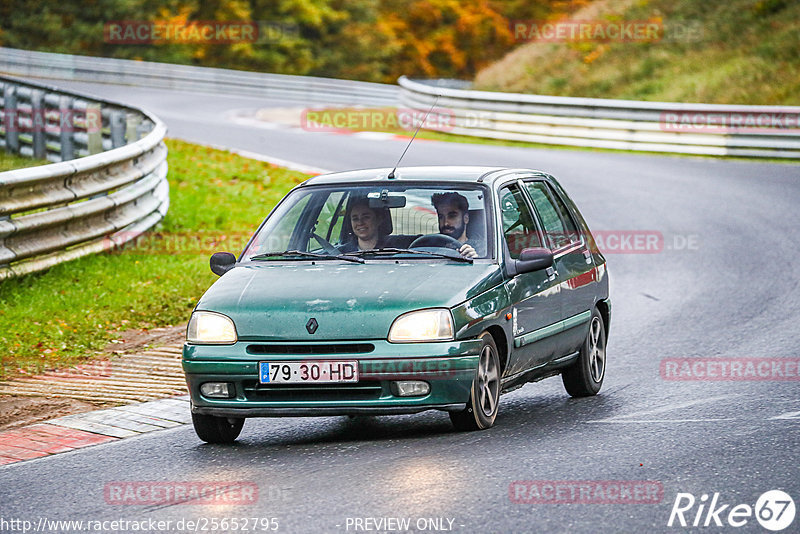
[301,166,551,187]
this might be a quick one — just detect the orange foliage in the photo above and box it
[378,0,515,79]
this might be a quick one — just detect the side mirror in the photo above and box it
[513,247,553,275]
[210,252,236,276]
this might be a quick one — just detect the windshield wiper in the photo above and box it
[343,247,472,263]
[249,250,364,264]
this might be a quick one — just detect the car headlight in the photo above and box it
[187,311,237,344]
[388,309,454,343]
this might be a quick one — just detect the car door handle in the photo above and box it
[546,266,558,281]
[583,249,592,264]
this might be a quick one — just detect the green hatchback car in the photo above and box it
[183,166,610,442]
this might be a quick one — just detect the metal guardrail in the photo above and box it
[399,77,800,158]
[6,48,794,158]
[0,75,169,280]
[0,47,399,107]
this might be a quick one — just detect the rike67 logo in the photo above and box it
[668,490,795,531]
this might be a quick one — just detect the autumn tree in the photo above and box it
[0,0,591,82]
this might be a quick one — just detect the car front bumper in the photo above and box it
[183,339,482,417]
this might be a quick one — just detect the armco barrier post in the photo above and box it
[126,113,141,143]
[30,89,46,159]
[110,109,126,148]
[137,117,152,139]
[86,102,103,155]
[3,84,19,154]
[59,94,74,161]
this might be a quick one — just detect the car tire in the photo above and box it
[450,332,501,431]
[562,308,606,397]
[191,412,245,443]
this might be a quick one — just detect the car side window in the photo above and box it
[524,181,580,250]
[499,184,542,259]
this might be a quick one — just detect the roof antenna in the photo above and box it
[388,95,440,179]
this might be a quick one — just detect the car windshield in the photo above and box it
[241,184,492,261]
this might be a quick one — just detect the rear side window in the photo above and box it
[499,184,542,259]
[524,181,580,250]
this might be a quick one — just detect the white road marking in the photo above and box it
[194,142,332,175]
[352,131,396,140]
[587,394,738,423]
[770,410,800,420]
[227,114,296,130]
[587,418,734,423]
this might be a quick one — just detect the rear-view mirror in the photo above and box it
[368,189,406,208]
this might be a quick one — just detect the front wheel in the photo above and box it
[191,412,245,443]
[562,308,606,397]
[450,333,501,431]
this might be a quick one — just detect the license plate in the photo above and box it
[259,361,359,384]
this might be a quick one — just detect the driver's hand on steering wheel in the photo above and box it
[459,243,477,259]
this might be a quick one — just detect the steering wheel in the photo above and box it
[410,234,463,250]
[312,233,339,254]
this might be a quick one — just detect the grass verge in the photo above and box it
[0,139,308,379]
[0,152,47,172]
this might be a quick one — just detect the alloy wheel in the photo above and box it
[588,316,606,383]
[477,344,500,417]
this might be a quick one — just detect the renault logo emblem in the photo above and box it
[306,318,319,334]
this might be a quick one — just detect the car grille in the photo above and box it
[246,343,375,355]
[242,380,383,402]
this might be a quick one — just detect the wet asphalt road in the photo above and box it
[1,80,799,534]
